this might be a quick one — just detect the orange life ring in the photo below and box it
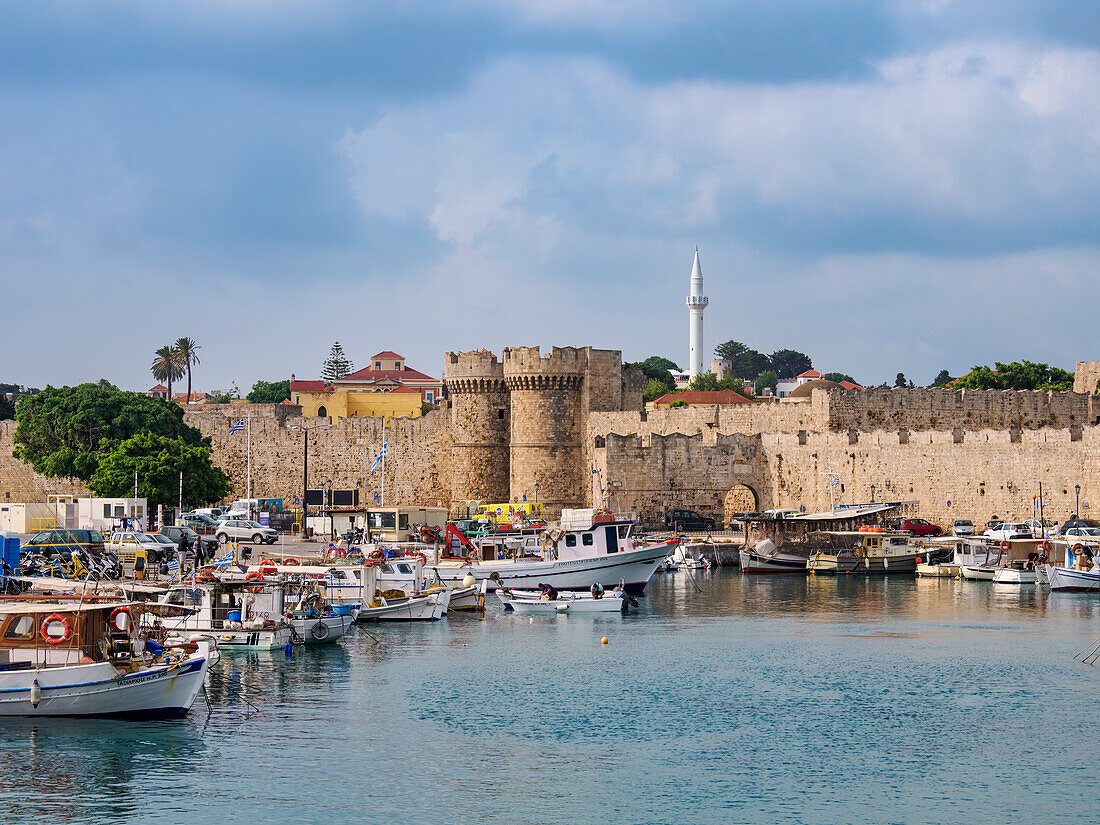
[244,570,266,593]
[282,557,299,566]
[999,540,1011,551]
[108,606,134,633]
[259,558,276,566]
[413,551,428,565]
[41,613,72,645]
[1041,540,1053,553]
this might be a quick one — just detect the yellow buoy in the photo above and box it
[600,636,609,645]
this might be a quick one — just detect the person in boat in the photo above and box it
[590,582,605,600]
[177,533,190,571]
[538,582,559,601]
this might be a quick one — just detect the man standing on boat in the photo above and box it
[177,533,190,572]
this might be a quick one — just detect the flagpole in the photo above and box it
[246,413,252,500]
[381,418,386,508]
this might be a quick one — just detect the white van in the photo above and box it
[227,499,259,517]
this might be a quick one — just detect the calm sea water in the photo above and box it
[2,572,1098,825]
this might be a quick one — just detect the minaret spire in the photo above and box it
[686,248,708,379]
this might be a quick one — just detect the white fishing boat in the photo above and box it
[673,542,711,570]
[1042,541,1099,592]
[0,601,210,718]
[993,562,1039,586]
[916,537,991,578]
[497,588,626,614]
[356,591,446,622]
[429,509,673,593]
[738,539,808,575]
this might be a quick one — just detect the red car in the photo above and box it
[896,517,943,537]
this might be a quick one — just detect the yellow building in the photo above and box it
[289,381,423,421]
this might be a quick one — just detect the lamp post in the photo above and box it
[289,422,331,536]
[870,484,875,504]
[1075,484,1081,527]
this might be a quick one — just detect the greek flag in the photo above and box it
[166,557,180,581]
[830,476,841,487]
[370,439,388,474]
[229,418,245,433]
[212,548,235,567]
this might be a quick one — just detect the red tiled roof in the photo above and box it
[371,351,404,360]
[392,386,422,393]
[290,380,333,392]
[654,390,752,405]
[341,366,438,383]
[148,384,168,392]
[838,381,862,390]
[173,393,209,403]
[797,369,822,379]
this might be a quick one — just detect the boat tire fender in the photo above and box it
[310,621,329,641]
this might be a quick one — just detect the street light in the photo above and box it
[1075,483,1081,526]
[289,422,331,535]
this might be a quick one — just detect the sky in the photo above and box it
[1,0,1098,392]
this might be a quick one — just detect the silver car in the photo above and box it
[215,518,279,545]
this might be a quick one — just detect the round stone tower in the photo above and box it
[502,346,585,517]
[445,350,510,506]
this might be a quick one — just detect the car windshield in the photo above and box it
[955,520,972,526]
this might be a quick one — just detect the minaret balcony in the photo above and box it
[686,295,709,308]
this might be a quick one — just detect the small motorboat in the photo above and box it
[356,591,446,622]
[739,540,807,575]
[497,588,627,613]
[1042,541,1099,592]
[993,561,1039,586]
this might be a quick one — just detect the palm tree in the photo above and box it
[151,345,184,399]
[175,337,201,403]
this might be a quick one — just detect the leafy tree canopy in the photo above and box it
[768,349,813,379]
[955,361,1074,392]
[822,372,857,385]
[0,394,14,421]
[931,369,953,388]
[626,357,677,391]
[714,341,770,380]
[247,379,291,404]
[687,372,752,399]
[757,369,779,395]
[89,432,230,509]
[13,380,205,481]
[894,372,908,388]
[321,341,354,382]
[643,378,673,404]
[639,356,679,373]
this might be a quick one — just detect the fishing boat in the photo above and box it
[356,591,446,621]
[916,538,989,578]
[497,588,627,614]
[429,509,674,593]
[673,542,711,570]
[0,600,210,718]
[738,539,808,575]
[993,561,1039,586]
[808,533,921,574]
[1042,541,1099,592]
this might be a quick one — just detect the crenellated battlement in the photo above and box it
[445,350,505,382]
[501,346,586,377]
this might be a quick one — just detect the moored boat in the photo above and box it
[1042,541,1099,592]
[739,539,808,575]
[808,533,921,574]
[497,588,626,614]
[0,600,210,717]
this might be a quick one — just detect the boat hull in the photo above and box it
[993,568,1038,585]
[501,592,625,614]
[428,542,672,594]
[1043,565,1100,592]
[916,563,960,578]
[809,552,920,574]
[739,548,808,575]
[356,593,445,622]
[0,648,209,718]
[293,612,354,644]
[961,565,997,581]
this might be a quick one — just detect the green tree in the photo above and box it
[640,356,679,373]
[626,357,677,391]
[931,369,952,388]
[955,361,1074,392]
[0,394,14,420]
[321,341,354,382]
[643,378,673,403]
[13,380,205,481]
[247,379,291,404]
[89,432,230,509]
[151,344,184,398]
[714,341,769,379]
[669,399,688,409]
[822,372,857,385]
[894,372,907,388]
[174,337,201,402]
[757,369,779,395]
[687,372,752,399]
[768,349,813,379]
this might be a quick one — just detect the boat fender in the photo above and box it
[310,621,330,641]
[914,556,922,565]
[30,679,41,708]
[40,613,72,645]
[555,603,569,612]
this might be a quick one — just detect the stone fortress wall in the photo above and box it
[2,350,1098,530]
[1074,360,1100,395]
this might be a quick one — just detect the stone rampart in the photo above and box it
[0,420,90,504]
[1074,361,1100,395]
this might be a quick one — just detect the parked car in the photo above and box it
[22,529,105,557]
[1060,517,1100,534]
[887,518,943,537]
[106,531,168,564]
[1021,519,1059,537]
[1063,526,1100,539]
[192,507,225,519]
[159,525,218,555]
[951,519,975,536]
[177,513,219,533]
[662,509,716,532]
[985,522,1032,540]
[215,518,279,545]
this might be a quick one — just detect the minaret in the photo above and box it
[686,247,708,379]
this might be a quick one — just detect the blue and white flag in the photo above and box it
[166,557,180,581]
[212,548,235,567]
[830,476,841,487]
[370,439,388,474]
[229,418,246,433]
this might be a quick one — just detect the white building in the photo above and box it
[686,249,708,379]
[77,497,148,531]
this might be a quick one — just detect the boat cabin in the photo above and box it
[160,581,289,630]
[0,601,139,668]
